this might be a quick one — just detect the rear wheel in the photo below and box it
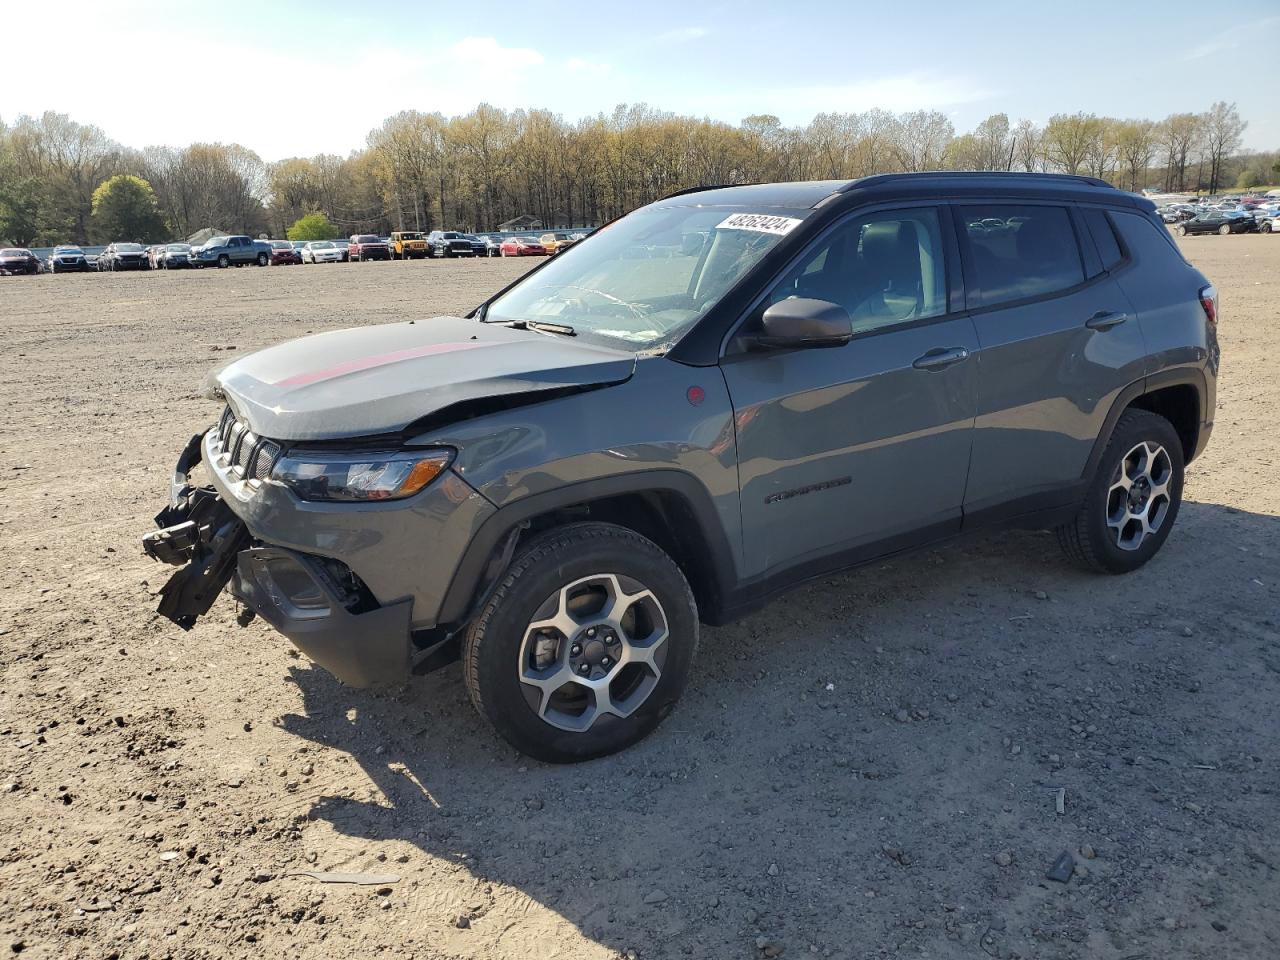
[1175,225,1187,236]
[1057,410,1184,574]
[1218,224,1231,236]
[462,522,699,763]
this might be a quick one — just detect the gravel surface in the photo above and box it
[1,243,1277,959]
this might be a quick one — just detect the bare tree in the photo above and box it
[1202,101,1247,194]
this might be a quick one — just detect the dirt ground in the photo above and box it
[1,240,1277,960]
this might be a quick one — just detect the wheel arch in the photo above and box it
[1084,369,1206,480]
[437,471,737,629]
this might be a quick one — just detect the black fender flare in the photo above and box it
[436,470,738,626]
[1081,367,1207,480]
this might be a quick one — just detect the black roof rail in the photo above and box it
[840,171,1114,192]
[658,183,752,201]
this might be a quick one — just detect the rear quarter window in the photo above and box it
[1110,210,1190,266]
[960,204,1084,308]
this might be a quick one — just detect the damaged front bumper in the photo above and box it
[140,432,413,687]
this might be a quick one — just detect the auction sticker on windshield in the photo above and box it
[716,213,803,236]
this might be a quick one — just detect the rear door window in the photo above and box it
[959,205,1084,307]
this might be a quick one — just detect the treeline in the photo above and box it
[1,101,1274,247]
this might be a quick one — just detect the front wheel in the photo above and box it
[217,254,230,268]
[463,522,699,763]
[1262,222,1273,234]
[1175,225,1188,236]
[1218,224,1231,236]
[1057,409,1184,574]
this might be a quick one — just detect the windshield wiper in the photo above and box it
[498,319,577,337]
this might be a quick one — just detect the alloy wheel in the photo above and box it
[517,573,669,732]
[1106,441,1173,551]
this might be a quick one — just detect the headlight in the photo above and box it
[270,449,453,502]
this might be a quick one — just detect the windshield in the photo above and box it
[400,233,422,240]
[165,244,189,251]
[1,249,28,256]
[484,204,806,352]
[442,232,463,239]
[207,237,229,246]
[311,241,334,249]
[356,235,379,243]
[271,241,292,249]
[56,246,83,253]
[116,243,144,252]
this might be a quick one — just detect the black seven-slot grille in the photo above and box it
[217,406,282,481]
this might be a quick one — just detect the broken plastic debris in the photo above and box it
[1045,850,1075,883]
[287,871,401,886]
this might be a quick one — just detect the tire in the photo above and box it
[1056,409,1184,575]
[1263,222,1272,234]
[462,522,699,763]
[257,253,269,266]
[217,254,230,268]
[1175,225,1187,236]
[1218,224,1231,236]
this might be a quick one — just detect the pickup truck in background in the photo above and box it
[348,235,392,262]
[190,236,271,268]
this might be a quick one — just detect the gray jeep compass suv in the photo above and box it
[143,173,1218,762]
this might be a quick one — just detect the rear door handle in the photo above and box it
[912,346,970,371]
[1085,311,1128,330]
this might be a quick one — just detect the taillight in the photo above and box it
[1199,284,1218,324]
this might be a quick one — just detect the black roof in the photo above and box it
[661,172,1150,211]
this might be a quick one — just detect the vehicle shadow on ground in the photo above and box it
[276,499,1280,958]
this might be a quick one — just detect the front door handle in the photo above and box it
[912,346,970,371]
[1085,311,1129,330]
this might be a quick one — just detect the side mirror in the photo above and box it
[756,298,853,350]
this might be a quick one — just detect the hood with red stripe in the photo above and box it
[218,316,636,441]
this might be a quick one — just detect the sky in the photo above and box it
[3,0,1278,161]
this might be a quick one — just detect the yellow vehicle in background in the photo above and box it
[539,231,571,255]
[390,231,429,260]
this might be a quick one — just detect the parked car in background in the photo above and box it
[1258,211,1280,234]
[538,232,569,255]
[499,236,547,257]
[267,240,303,265]
[1157,205,1196,223]
[191,236,271,268]
[427,231,476,258]
[48,245,92,273]
[1175,211,1257,236]
[301,240,344,263]
[463,234,487,257]
[98,242,150,271]
[555,232,589,254]
[348,234,391,262]
[478,234,504,257]
[0,248,41,275]
[390,231,429,260]
[156,243,194,269]
[291,241,308,256]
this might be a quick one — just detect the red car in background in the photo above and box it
[348,234,391,262]
[267,240,302,265]
[498,236,547,257]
